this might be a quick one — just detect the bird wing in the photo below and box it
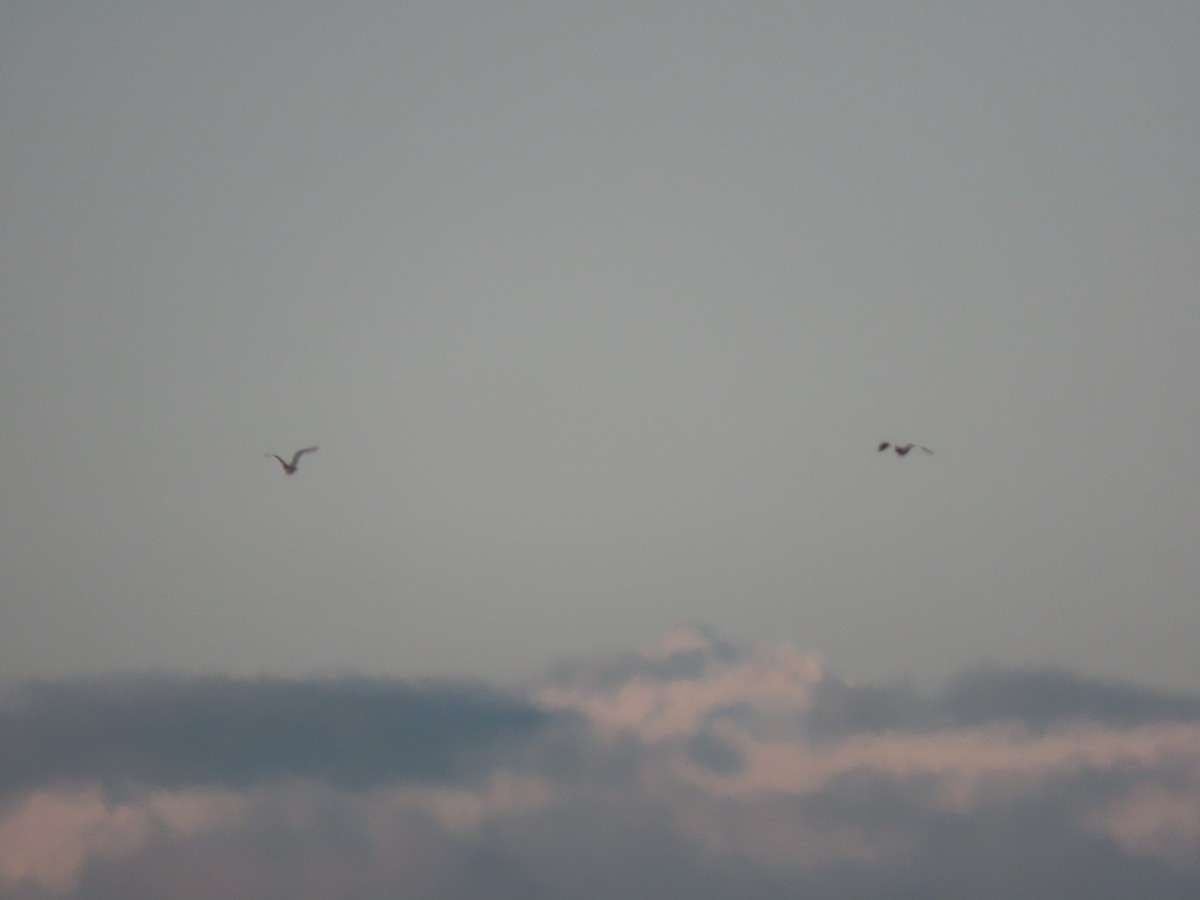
[267,453,287,467]
[878,442,891,452]
[289,446,318,466]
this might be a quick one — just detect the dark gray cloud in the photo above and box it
[802,678,935,738]
[0,675,562,794]
[2,633,1199,900]
[804,665,1200,738]
[942,665,1200,731]
[684,728,745,774]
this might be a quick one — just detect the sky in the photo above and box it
[4,0,1199,691]
[1,2,1199,893]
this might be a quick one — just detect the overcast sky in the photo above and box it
[3,1,1199,696]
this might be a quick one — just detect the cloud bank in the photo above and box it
[0,676,556,793]
[2,626,1198,899]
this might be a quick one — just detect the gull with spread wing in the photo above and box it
[878,442,933,457]
[266,446,318,475]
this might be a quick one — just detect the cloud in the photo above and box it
[2,627,1199,899]
[942,665,1200,730]
[534,623,823,740]
[804,664,1200,740]
[0,675,560,794]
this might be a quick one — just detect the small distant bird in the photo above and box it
[878,442,933,456]
[266,446,318,475]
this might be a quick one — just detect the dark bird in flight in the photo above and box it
[878,442,933,456]
[266,446,318,475]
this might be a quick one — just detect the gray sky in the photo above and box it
[3,1,1199,690]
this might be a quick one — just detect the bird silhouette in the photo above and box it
[878,442,933,456]
[266,446,318,475]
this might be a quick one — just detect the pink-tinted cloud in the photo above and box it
[534,624,822,738]
[0,787,245,895]
[2,627,1198,899]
